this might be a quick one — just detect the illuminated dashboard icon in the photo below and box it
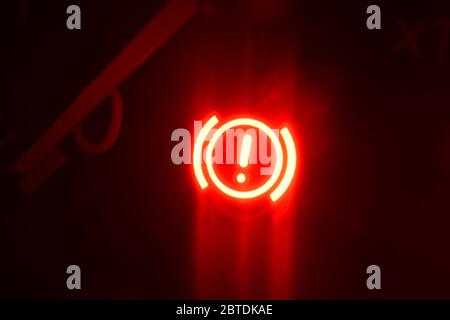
[193,115,297,202]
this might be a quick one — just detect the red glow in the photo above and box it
[191,72,303,299]
[187,7,331,297]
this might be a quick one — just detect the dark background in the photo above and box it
[0,0,450,299]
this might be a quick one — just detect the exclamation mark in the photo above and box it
[236,134,252,183]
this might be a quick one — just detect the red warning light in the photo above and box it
[193,115,297,202]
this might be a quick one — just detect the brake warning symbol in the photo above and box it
[193,115,297,202]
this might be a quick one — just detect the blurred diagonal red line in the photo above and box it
[12,0,198,175]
